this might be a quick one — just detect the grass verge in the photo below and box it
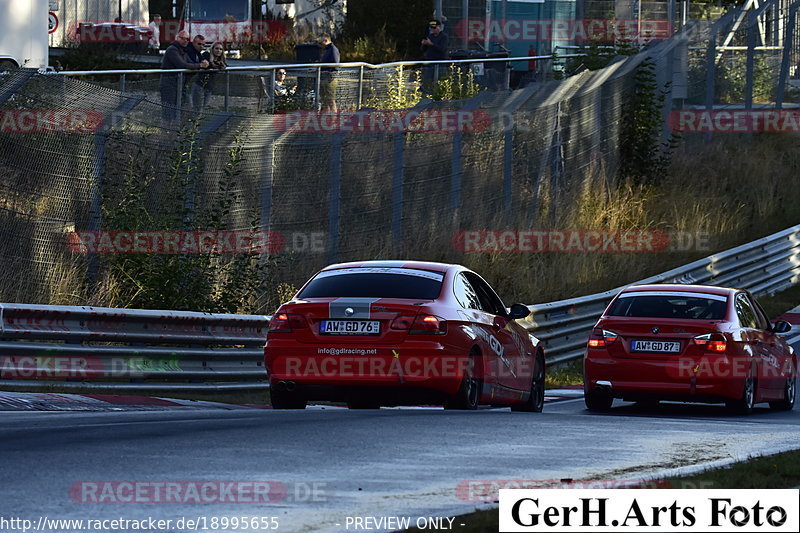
[406,449,800,532]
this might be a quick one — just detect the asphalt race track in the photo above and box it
[1,373,799,532]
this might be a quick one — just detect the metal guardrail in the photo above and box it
[0,304,269,392]
[519,224,800,365]
[0,225,798,393]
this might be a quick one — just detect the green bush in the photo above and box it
[97,123,277,313]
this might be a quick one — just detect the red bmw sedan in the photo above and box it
[584,284,796,413]
[264,261,545,411]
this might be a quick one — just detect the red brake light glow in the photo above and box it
[693,333,727,352]
[411,314,447,335]
[268,313,307,333]
[588,328,618,348]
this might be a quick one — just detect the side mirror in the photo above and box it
[771,320,792,334]
[508,303,531,319]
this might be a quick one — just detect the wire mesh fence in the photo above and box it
[0,4,796,311]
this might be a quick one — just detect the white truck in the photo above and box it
[47,0,150,49]
[0,0,49,69]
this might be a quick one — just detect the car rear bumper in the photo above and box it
[584,350,748,402]
[264,340,467,395]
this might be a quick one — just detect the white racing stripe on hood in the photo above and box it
[329,298,381,319]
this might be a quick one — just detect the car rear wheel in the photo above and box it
[446,352,481,410]
[511,352,545,412]
[584,386,613,412]
[726,373,755,415]
[269,386,308,410]
[769,374,796,411]
[634,399,660,410]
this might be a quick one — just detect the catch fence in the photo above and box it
[0,4,797,311]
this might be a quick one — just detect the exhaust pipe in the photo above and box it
[596,380,612,391]
[274,381,296,392]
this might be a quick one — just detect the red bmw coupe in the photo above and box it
[264,261,545,411]
[584,284,796,413]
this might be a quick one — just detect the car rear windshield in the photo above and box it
[298,268,444,300]
[607,291,728,320]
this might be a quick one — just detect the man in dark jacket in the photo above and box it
[422,19,448,61]
[421,20,448,93]
[160,31,208,121]
[318,34,340,112]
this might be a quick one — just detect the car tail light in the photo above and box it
[268,313,308,333]
[693,333,727,352]
[588,328,618,348]
[410,314,447,335]
[391,315,415,330]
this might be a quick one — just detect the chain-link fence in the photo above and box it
[0,4,796,310]
[685,0,800,107]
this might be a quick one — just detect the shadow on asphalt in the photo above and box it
[586,401,797,420]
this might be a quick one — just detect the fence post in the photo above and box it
[503,122,513,216]
[745,9,756,110]
[315,68,322,110]
[270,69,276,114]
[357,65,364,109]
[120,73,126,93]
[391,133,404,249]
[177,72,183,122]
[328,134,343,264]
[224,70,230,112]
[704,32,716,144]
[260,139,275,237]
[777,4,798,109]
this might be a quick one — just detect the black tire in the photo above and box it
[511,352,545,412]
[769,374,796,411]
[446,352,481,410]
[584,387,613,412]
[634,399,660,410]
[0,60,16,71]
[726,372,755,415]
[269,386,307,410]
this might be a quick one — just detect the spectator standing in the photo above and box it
[185,35,207,109]
[148,14,161,54]
[422,19,448,61]
[160,30,208,122]
[192,42,227,111]
[421,19,448,93]
[318,34,340,112]
[274,69,290,97]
